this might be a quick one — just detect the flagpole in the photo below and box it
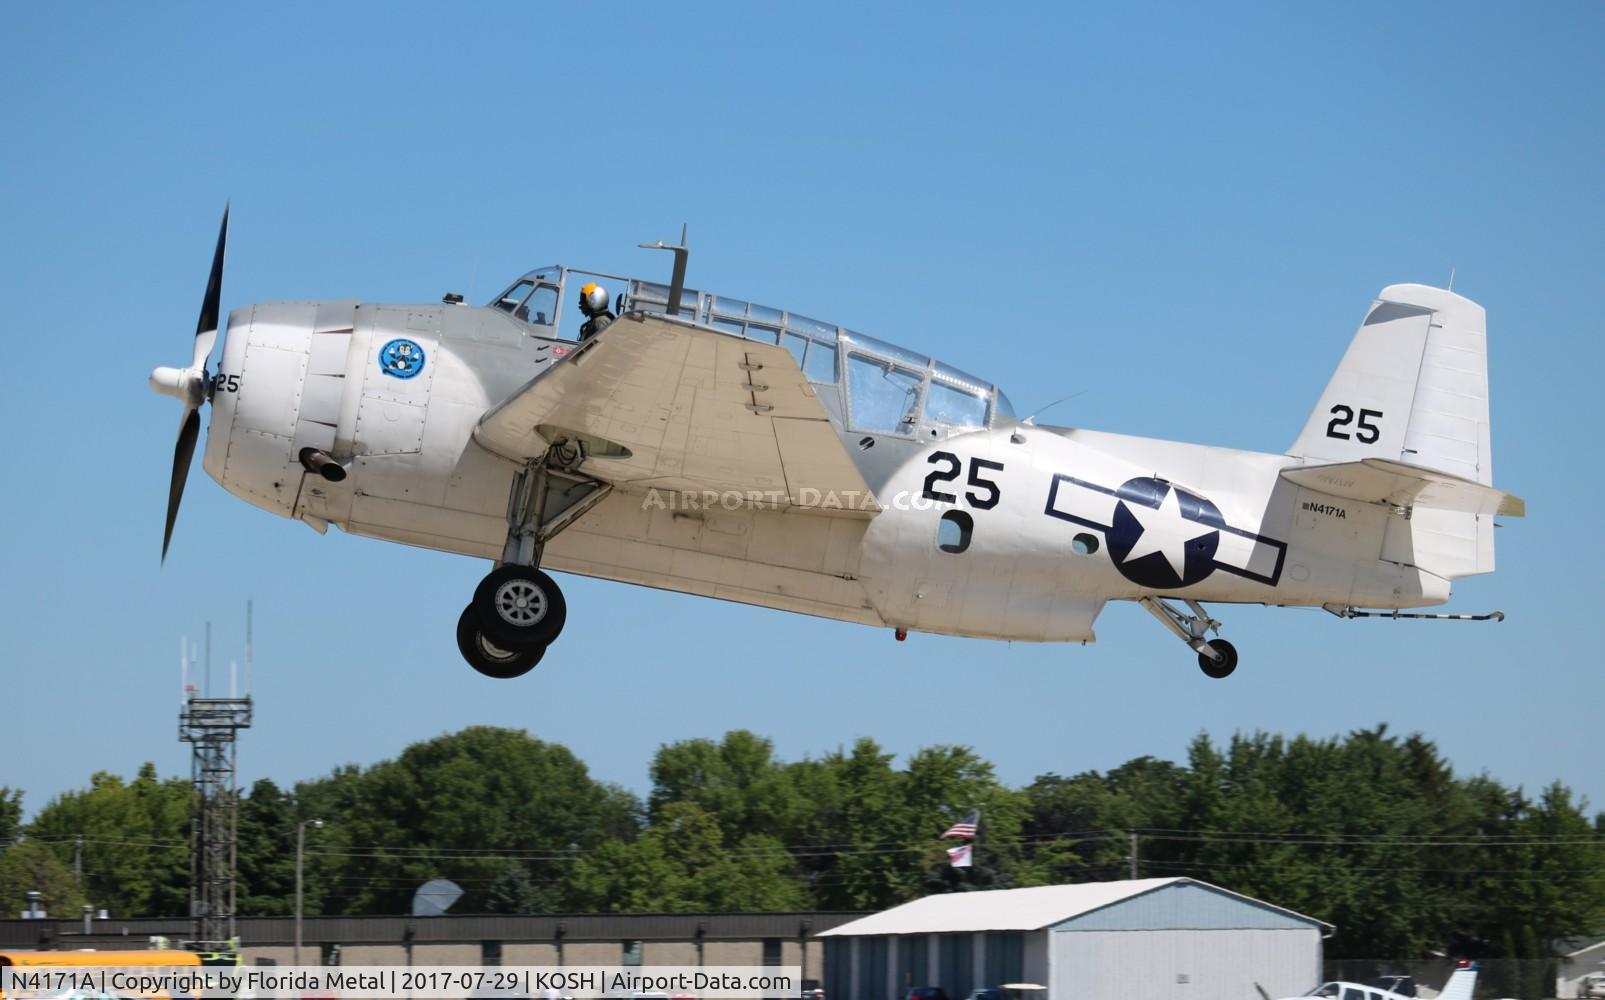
[963,808,975,879]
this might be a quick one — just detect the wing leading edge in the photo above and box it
[474,313,880,515]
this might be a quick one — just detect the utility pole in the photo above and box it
[73,836,82,891]
[295,818,324,965]
[1128,831,1139,879]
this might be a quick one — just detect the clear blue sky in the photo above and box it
[3,3,1601,821]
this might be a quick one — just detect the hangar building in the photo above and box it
[817,877,1333,1000]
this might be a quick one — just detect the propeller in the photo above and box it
[150,205,228,562]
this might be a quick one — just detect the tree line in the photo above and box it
[2,725,1602,962]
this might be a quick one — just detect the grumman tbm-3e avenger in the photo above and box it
[151,210,1524,679]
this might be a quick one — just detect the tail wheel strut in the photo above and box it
[1138,596,1239,679]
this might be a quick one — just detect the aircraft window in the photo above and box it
[746,324,780,346]
[633,280,670,302]
[925,380,988,429]
[805,341,838,383]
[751,303,783,327]
[1342,989,1366,1000]
[630,281,704,320]
[994,390,1017,421]
[1306,986,1340,998]
[713,296,750,320]
[493,279,536,313]
[713,318,745,337]
[783,333,809,368]
[515,285,558,326]
[788,313,838,341]
[938,510,973,554]
[848,354,923,434]
[845,330,929,371]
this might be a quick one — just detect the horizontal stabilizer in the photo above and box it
[1281,458,1525,517]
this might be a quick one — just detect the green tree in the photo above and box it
[808,738,914,910]
[649,731,805,845]
[567,836,689,911]
[1519,925,1543,1000]
[1023,756,1190,883]
[904,745,1029,892]
[565,803,803,912]
[27,763,190,917]
[485,864,547,914]
[236,779,297,915]
[299,727,640,914]
[0,788,21,848]
[0,839,85,917]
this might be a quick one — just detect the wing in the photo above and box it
[473,313,879,514]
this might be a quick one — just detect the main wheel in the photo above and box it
[1198,639,1238,679]
[457,606,545,678]
[472,565,568,648]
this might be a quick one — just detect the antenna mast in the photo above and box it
[179,606,254,949]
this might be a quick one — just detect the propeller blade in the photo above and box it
[190,204,229,372]
[163,408,202,563]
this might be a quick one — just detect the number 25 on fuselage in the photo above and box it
[151,210,1523,679]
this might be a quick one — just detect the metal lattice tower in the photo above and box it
[178,610,253,950]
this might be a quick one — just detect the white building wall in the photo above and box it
[1022,932,1050,991]
[1051,928,1320,1000]
[1558,940,1605,999]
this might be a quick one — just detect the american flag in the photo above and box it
[946,843,973,868]
[941,810,979,839]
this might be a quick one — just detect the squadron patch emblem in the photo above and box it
[378,338,426,379]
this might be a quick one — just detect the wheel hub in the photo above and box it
[493,579,547,627]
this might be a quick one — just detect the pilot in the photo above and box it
[577,282,615,341]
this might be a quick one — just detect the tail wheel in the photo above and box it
[472,565,567,648]
[456,606,544,679]
[1198,639,1239,679]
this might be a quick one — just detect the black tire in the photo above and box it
[472,565,567,648]
[457,606,545,678]
[1198,639,1238,679]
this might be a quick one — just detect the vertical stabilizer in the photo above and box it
[1290,285,1491,486]
[1291,285,1499,578]
[1435,962,1478,1000]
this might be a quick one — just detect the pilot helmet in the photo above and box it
[580,282,609,316]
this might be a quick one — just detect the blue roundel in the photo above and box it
[379,338,426,379]
[1105,476,1223,590]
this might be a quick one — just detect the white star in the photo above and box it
[1122,485,1215,580]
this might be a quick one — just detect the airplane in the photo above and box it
[1276,959,1478,1000]
[151,209,1524,679]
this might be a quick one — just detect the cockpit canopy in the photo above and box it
[490,266,562,326]
[489,266,1016,433]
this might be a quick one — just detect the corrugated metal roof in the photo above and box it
[816,878,1331,936]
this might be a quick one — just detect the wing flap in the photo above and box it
[474,314,879,514]
[1280,457,1525,517]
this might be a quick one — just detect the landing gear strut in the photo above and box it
[1138,597,1239,679]
[459,445,610,678]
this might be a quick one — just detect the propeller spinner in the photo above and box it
[150,205,228,562]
